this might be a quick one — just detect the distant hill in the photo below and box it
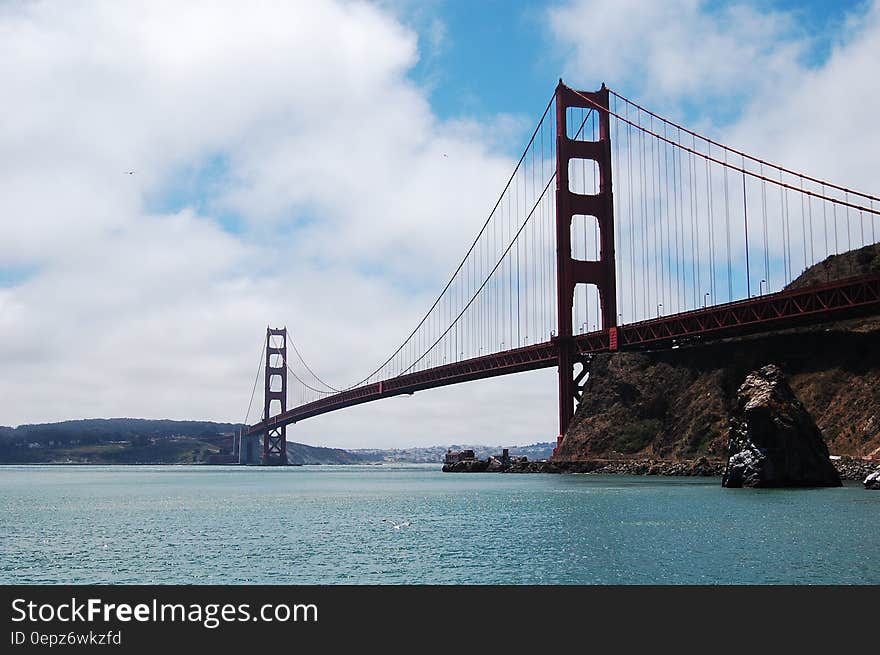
[0,418,242,464]
[785,243,879,291]
[0,418,550,464]
[0,418,241,443]
[287,442,373,465]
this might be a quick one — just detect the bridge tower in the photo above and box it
[554,81,618,449]
[263,327,289,465]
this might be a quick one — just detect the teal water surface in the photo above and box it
[0,464,876,584]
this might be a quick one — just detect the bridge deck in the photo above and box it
[247,273,880,435]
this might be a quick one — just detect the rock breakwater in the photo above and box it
[443,455,871,479]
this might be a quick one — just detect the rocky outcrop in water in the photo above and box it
[865,466,880,490]
[442,458,489,472]
[443,455,560,473]
[722,365,842,488]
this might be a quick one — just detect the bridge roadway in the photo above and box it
[246,273,880,435]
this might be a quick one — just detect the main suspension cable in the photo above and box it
[571,88,880,216]
[292,90,559,393]
[401,173,556,375]
[242,332,267,427]
[608,89,880,204]
[287,331,341,392]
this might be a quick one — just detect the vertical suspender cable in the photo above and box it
[742,162,751,298]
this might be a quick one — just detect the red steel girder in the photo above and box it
[617,274,880,349]
[247,273,880,436]
[248,341,558,435]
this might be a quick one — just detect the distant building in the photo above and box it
[445,449,476,464]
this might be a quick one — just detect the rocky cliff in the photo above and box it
[555,244,880,463]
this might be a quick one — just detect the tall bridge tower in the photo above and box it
[262,327,289,465]
[554,81,617,446]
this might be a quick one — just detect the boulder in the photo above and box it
[865,466,880,490]
[486,456,507,472]
[722,364,842,488]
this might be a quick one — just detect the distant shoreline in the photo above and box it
[0,418,556,465]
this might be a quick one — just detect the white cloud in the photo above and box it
[725,3,880,193]
[549,0,808,114]
[0,0,557,447]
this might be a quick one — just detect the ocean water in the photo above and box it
[0,464,876,585]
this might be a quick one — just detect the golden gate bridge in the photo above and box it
[238,80,880,465]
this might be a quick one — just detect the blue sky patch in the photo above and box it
[146,153,246,234]
[404,0,867,128]
[0,264,37,287]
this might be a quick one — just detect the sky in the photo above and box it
[1,0,878,448]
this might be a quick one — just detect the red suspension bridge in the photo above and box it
[239,81,880,465]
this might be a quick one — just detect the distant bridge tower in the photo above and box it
[554,81,618,448]
[262,327,289,465]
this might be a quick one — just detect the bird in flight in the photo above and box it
[123,171,135,175]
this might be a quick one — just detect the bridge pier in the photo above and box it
[554,81,617,451]
[237,431,262,465]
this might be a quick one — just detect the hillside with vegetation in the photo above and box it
[0,418,241,464]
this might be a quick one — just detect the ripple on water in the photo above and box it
[0,466,878,584]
